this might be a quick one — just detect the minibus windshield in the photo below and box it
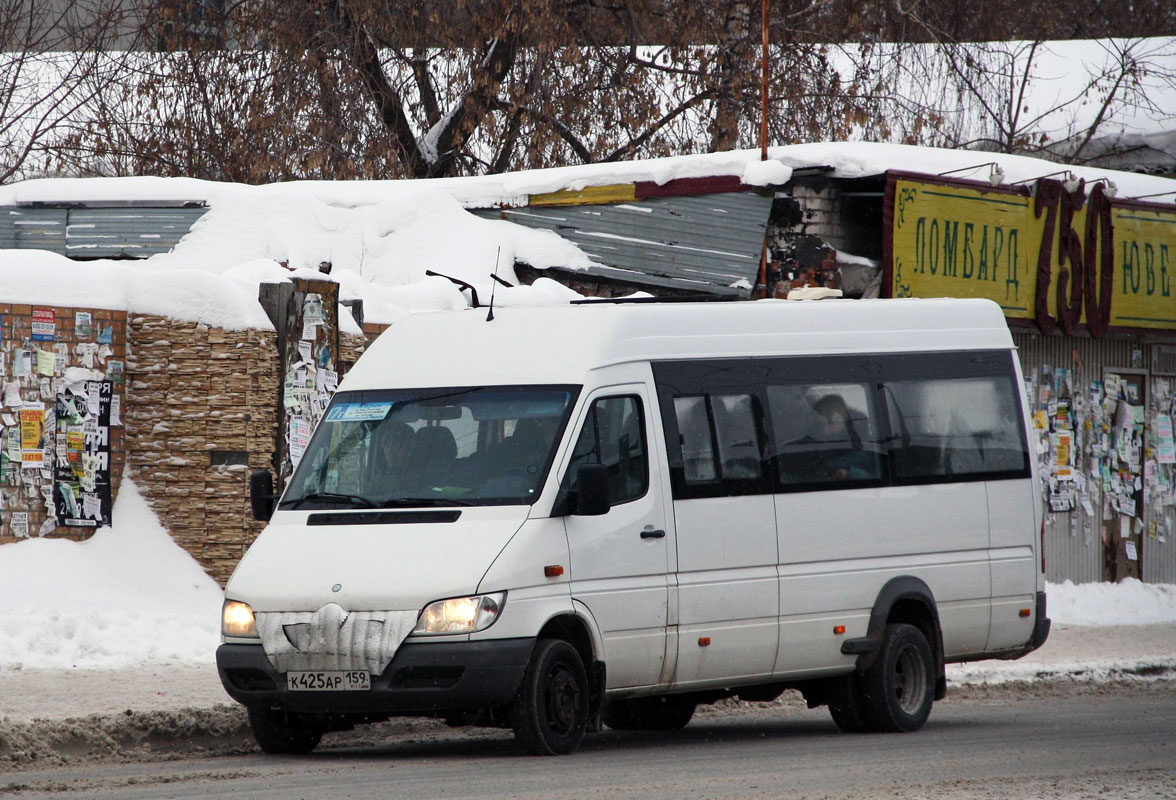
[280,386,579,509]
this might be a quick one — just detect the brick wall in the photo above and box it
[784,184,851,250]
[0,303,126,543]
[124,315,279,585]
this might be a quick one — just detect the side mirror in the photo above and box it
[250,469,276,521]
[572,463,611,516]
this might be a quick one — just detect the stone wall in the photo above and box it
[124,315,279,585]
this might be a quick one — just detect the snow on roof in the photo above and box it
[0,249,274,330]
[2,142,1176,331]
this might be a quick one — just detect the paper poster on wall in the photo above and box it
[1156,415,1175,465]
[53,381,113,527]
[75,312,93,339]
[31,308,55,341]
[13,350,31,378]
[1125,540,1138,561]
[10,511,28,538]
[35,349,54,377]
[1052,431,1073,479]
[20,407,45,467]
[289,417,311,466]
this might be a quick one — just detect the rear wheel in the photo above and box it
[247,708,323,755]
[511,639,590,755]
[603,695,696,731]
[860,623,934,732]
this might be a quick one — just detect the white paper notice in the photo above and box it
[76,343,97,368]
[289,417,311,465]
[83,492,101,520]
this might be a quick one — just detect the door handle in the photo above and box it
[640,528,666,539]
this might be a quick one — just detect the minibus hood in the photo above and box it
[225,506,530,613]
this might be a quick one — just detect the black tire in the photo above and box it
[511,639,590,755]
[247,708,323,755]
[603,695,696,731]
[859,623,935,733]
[826,673,872,733]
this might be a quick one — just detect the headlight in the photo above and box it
[222,599,259,638]
[414,592,505,635]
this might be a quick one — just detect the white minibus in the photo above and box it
[218,297,1049,755]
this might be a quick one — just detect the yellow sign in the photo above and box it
[1110,205,1176,329]
[890,177,1176,332]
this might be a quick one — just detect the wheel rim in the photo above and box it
[893,643,928,715]
[543,661,582,736]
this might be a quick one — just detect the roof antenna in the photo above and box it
[486,247,501,322]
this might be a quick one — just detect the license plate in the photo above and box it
[286,670,371,691]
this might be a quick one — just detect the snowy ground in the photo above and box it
[0,480,1174,725]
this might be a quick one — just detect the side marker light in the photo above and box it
[833,625,846,635]
[544,565,564,578]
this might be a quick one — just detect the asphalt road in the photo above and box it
[3,684,1174,800]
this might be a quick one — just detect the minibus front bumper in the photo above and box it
[216,637,535,716]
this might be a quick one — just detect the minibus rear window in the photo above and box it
[280,385,579,509]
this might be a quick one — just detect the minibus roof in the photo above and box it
[341,297,1015,391]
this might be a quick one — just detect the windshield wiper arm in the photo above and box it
[280,492,379,509]
[381,497,477,508]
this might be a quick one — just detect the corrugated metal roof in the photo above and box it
[475,191,773,296]
[0,206,207,258]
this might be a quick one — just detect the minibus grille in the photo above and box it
[254,603,418,674]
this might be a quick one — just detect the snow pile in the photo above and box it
[0,480,222,670]
[1048,579,1176,626]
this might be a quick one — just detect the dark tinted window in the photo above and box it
[884,375,1028,480]
[654,350,1029,499]
[567,395,648,505]
[767,382,885,490]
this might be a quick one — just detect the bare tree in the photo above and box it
[13,0,1176,183]
[0,0,146,183]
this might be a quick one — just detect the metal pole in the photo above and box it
[760,0,769,161]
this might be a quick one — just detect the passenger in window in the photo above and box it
[376,421,415,470]
[369,420,415,496]
[812,394,877,482]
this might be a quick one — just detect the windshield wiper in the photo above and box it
[381,497,478,508]
[280,492,379,510]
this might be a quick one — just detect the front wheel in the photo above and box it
[860,623,934,732]
[247,708,323,755]
[511,639,590,755]
[826,673,872,733]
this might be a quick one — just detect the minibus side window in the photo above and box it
[883,375,1029,481]
[767,382,886,490]
[567,396,649,505]
[672,395,718,483]
[712,394,763,480]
